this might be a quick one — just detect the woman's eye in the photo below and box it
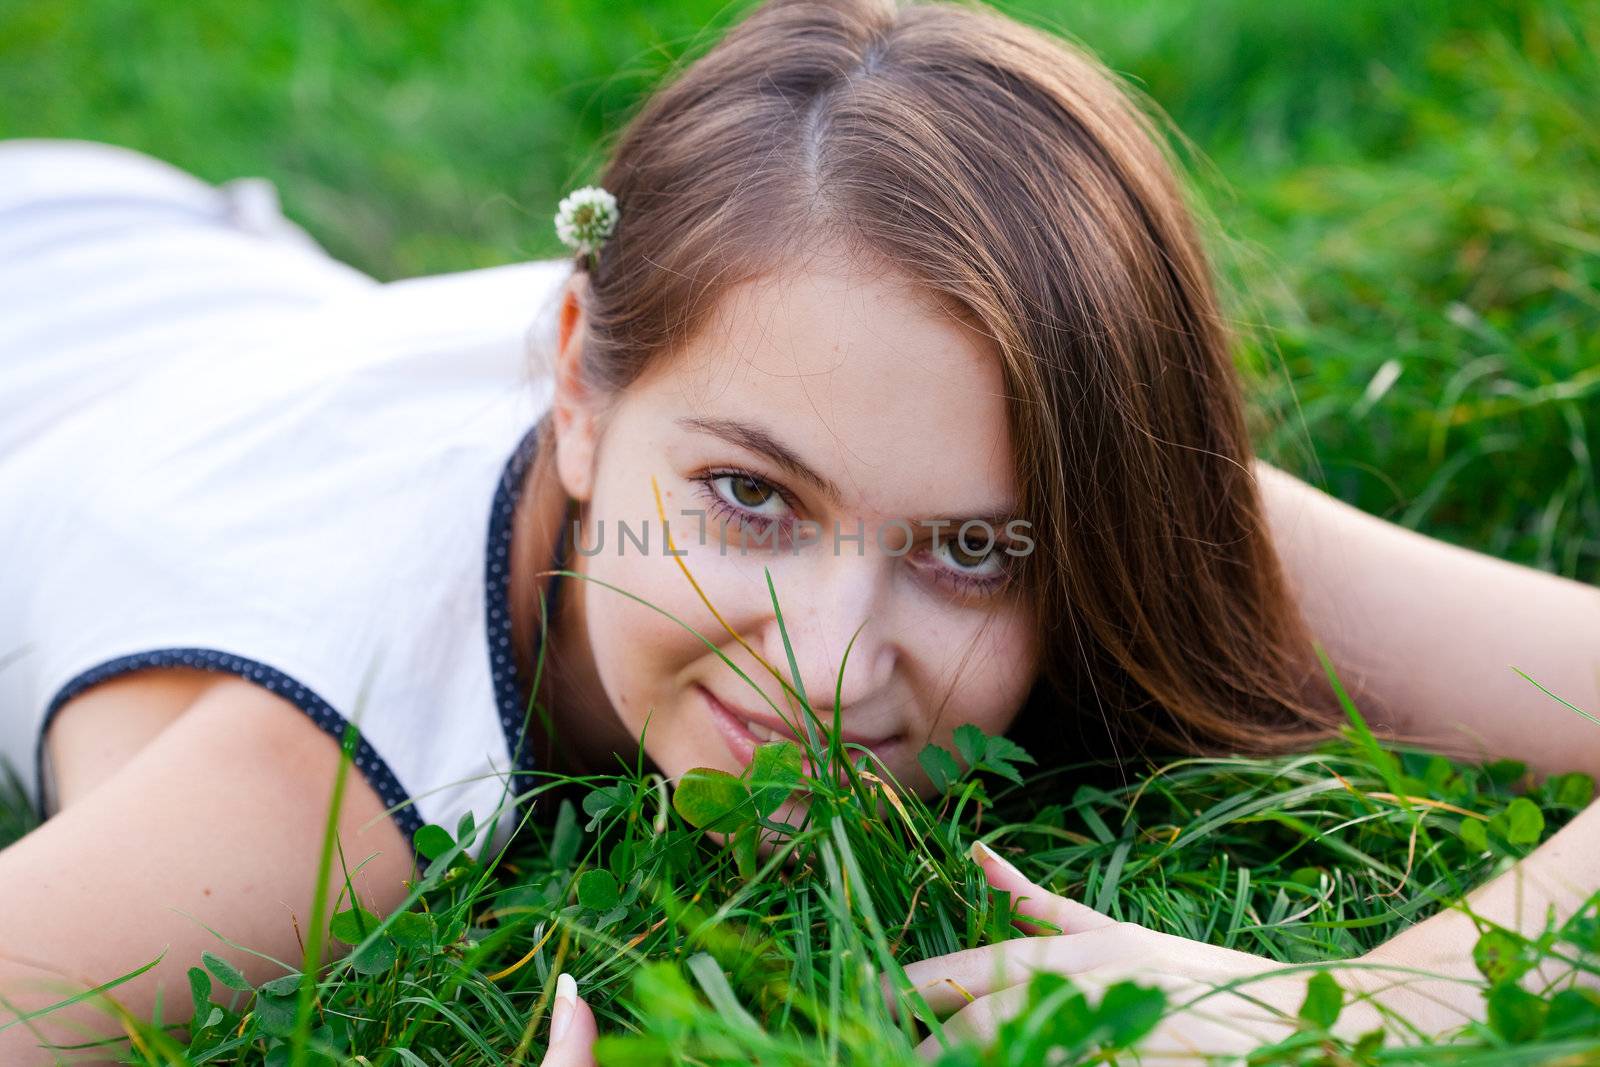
[712,473,788,516]
[938,528,1003,572]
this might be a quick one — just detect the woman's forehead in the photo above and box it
[642,260,1017,521]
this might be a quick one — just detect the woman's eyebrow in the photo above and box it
[673,415,1018,529]
[675,415,845,505]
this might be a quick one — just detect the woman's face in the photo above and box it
[549,247,1040,808]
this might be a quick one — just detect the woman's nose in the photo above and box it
[757,557,897,715]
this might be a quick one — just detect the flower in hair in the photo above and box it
[554,185,619,263]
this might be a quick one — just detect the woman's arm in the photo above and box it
[882,465,1600,1055]
[1254,458,1600,778]
[0,679,415,1065]
[1348,791,1600,1031]
[1256,459,1600,1025]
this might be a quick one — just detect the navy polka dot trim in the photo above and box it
[35,647,426,860]
[484,415,564,830]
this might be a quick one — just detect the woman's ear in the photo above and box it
[552,272,601,503]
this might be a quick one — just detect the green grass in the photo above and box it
[16,657,1600,1064]
[2,0,1598,1062]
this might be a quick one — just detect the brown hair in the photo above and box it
[535,0,1365,766]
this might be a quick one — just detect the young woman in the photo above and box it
[2,0,1597,1062]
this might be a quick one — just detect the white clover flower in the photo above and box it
[553,185,619,257]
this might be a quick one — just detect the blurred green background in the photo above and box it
[3,0,1596,581]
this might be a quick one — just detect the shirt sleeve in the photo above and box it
[23,361,545,865]
[4,139,566,864]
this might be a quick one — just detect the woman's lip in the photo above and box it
[696,684,901,771]
[703,687,765,771]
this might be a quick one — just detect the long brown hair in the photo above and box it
[534,0,1364,767]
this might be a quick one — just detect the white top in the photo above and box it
[0,139,574,860]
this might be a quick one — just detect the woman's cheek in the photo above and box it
[583,546,690,733]
[909,612,1037,766]
[579,526,753,762]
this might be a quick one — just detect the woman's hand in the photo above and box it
[888,841,1426,1061]
[528,834,1509,1066]
[539,972,600,1067]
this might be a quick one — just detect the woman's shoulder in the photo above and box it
[11,401,554,858]
[0,142,569,856]
[6,303,559,843]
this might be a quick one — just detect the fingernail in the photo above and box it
[970,839,1025,879]
[551,972,577,1042]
